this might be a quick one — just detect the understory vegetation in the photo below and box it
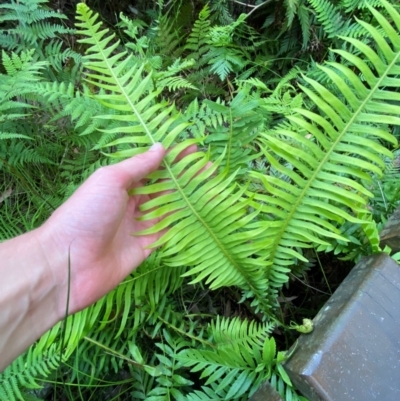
[1,0,400,400]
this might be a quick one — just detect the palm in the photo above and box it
[41,147,166,315]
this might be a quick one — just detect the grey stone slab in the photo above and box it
[380,206,400,253]
[283,253,400,401]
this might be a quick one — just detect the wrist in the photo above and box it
[35,222,70,321]
[0,227,62,370]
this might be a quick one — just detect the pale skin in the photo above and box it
[0,143,167,371]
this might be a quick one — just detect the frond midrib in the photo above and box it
[266,48,400,279]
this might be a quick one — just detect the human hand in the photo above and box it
[37,143,166,317]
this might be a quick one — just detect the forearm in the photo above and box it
[0,146,166,371]
[0,227,62,371]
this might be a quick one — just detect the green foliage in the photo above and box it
[0,344,61,401]
[308,0,351,38]
[1,0,400,400]
[184,4,211,64]
[0,0,80,80]
[75,3,272,316]
[177,317,274,399]
[0,0,71,48]
[253,0,399,301]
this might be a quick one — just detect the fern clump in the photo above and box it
[1,0,400,400]
[0,0,80,79]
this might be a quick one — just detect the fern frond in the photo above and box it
[368,149,400,217]
[129,252,186,331]
[154,58,198,92]
[186,388,227,401]
[2,50,46,80]
[209,0,234,25]
[76,4,271,312]
[0,132,32,140]
[0,1,67,25]
[44,41,82,72]
[207,46,247,81]
[285,0,300,27]
[0,0,77,83]
[209,316,274,350]
[12,22,73,43]
[0,344,62,401]
[153,12,184,63]
[177,328,276,400]
[341,0,383,12]
[297,4,311,49]
[184,4,212,66]
[204,93,266,176]
[177,98,227,141]
[308,0,351,38]
[253,0,399,302]
[205,14,249,81]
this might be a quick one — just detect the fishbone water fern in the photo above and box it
[75,3,272,314]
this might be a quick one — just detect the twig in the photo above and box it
[290,273,332,296]
[230,0,274,18]
[231,0,258,7]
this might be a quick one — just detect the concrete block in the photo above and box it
[283,253,400,401]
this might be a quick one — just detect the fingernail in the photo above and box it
[150,142,164,151]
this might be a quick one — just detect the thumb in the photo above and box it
[109,143,166,188]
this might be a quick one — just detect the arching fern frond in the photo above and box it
[297,3,311,49]
[2,49,46,84]
[44,40,82,73]
[154,58,198,92]
[0,0,66,25]
[285,0,300,27]
[75,4,271,312]
[253,0,399,303]
[206,14,249,81]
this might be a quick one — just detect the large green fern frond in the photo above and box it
[254,0,399,302]
[76,4,271,312]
